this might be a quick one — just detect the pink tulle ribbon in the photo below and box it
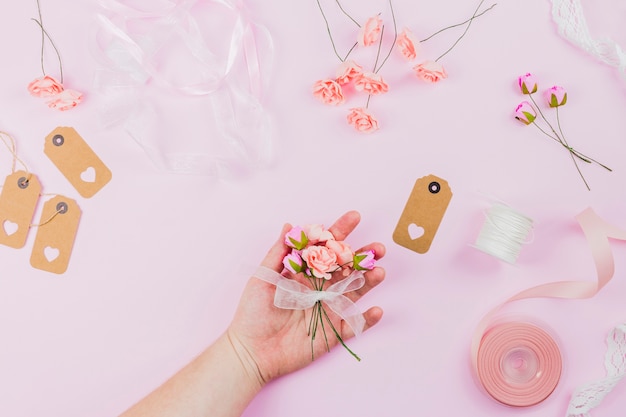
[254,266,367,337]
[471,207,626,407]
[92,0,274,177]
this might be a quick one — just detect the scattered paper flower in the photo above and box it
[545,85,567,107]
[281,223,378,360]
[514,101,536,125]
[513,73,611,190]
[413,60,448,83]
[46,89,83,111]
[354,72,389,95]
[357,15,383,47]
[27,75,64,97]
[336,60,364,85]
[396,27,420,61]
[347,107,379,133]
[518,72,538,94]
[313,79,345,105]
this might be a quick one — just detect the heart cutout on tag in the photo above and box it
[3,220,18,236]
[44,246,60,262]
[80,167,96,183]
[408,223,425,240]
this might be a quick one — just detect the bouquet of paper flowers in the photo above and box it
[281,224,376,361]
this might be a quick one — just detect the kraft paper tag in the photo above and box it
[44,126,112,198]
[0,171,42,248]
[393,174,452,254]
[30,196,81,274]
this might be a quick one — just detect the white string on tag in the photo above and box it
[472,203,534,264]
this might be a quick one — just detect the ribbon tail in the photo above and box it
[324,294,366,337]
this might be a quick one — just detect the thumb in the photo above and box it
[260,223,292,272]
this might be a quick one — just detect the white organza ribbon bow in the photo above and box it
[254,266,366,337]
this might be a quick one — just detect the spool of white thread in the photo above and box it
[473,203,533,264]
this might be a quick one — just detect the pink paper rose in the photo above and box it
[357,15,383,47]
[413,60,447,83]
[518,73,538,94]
[303,224,334,244]
[545,85,567,107]
[347,107,379,133]
[46,89,83,111]
[326,239,354,266]
[313,79,345,105]
[336,60,363,85]
[397,27,420,61]
[354,72,389,95]
[283,250,304,274]
[27,75,64,97]
[514,101,536,125]
[285,226,308,250]
[354,250,376,271]
[301,245,338,280]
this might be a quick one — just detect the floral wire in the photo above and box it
[320,304,361,361]
[31,18,64,83]
[374,0,398,73]
[36,0,45,77]
[372,24,386,71]
[420,2,497,43]
[435,0,490,62]
[342,42,358,61]
[317,302,331,353]
[316,0,344,61]
[335,0,360,27]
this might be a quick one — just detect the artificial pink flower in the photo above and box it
[335,60,363,85]
[357,15,383,47]
[326,239,354,266]
[46,89,83,111]
[312,79,345,105]
[413,60,447,83]
[283,250,304,274]
[354,72,389,95]
[27,75,64,97]
[514,101,537,125]
[396,27,421,61]
[518,73,538,94]
[354,250,376,271]
[301,245,338,280]
[284,226,308,250]
[545,85,567,107]
[347,107,379,133]
[303,224,334,244]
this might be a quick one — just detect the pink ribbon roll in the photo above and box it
[471,208,626,406]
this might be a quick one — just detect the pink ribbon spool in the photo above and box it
[476,322,562,407]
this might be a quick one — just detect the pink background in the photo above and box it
[1,0,626,416]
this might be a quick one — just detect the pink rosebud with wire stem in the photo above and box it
[336,60,363,85]
[284,226,308,250]
[545,85,567,107]
[514,101,537,125]
[283,250,304,274]
[357,15,383,47]
[518,73,538,94]
[312,79,345,105]
[354,250,376,271]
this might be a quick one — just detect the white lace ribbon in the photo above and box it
[551,0,626,81]
[567,323,626,417]
[254,266,367,337]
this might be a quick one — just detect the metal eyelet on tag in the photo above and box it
[393,174,453,254]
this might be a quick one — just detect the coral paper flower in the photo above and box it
[335,60,363,85]
[46,89,83,111]
[545,85,567,107]
[354,72,389,95]
[518,73,538,94]
[313,79,345,105]
[514,101,536,125]
[397,27,421,61]
[413,60,448,83]
[301,245,338,280]
[303,224,334,244]
[27,75,65,97]
[357,15,383,47]
[347,107,379,133]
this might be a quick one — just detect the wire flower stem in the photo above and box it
[335,0,360,27]
[420,2,497,43]
[31,17,64,83]
[435,0,493,62]
[321,303,361,361]
[374,0,398,73]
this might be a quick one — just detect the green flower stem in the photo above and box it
[556,107,612,171]
[420,2,497,43]
[321,303,361,361]
[435,0,494,62]
[317,301,331,353]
